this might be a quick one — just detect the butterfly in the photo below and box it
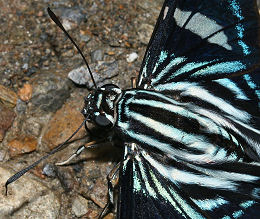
[5,0,260,218]
[107,0,260,218]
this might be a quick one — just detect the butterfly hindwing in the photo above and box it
[117,144,260,219]
[117,144,205,219]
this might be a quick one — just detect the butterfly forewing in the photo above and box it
[138,0,260,87]
[115,0,260,218]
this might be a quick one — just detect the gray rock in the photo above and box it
[0,150,5,162]
[0,166,61,219]
[25,66,37,77]
[80,34,91,43]
[68,61,119,88]
[16,99,26,114]
[55,6,87,25]
[91,49,104,62]
[138,23,154,45]
[22,117,42,137]
[68,66,90,85]
[71,195,89,217]
[30,89,70,113]
[29,73,71,114]
[43,163,57,178]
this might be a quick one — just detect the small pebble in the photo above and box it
[91,49,104,62]
[72,195,89,217]
[43,163,57,178]
[18,83,32,102]
[126,52,138,63]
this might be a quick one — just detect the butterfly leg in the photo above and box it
[55,145,86,166]
[99,162,121,219]
[131,77,137,88]
[55,140,102,166]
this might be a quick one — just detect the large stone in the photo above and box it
[7,135,37,157]
[0,166,61,219]
[42,93,86,149]
[71,195,89,217]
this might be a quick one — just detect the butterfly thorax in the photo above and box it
[82,84,122,130]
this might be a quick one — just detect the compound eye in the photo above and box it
[95,114,112,127]
[81,108,88,116]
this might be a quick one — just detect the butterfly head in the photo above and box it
[82,84,122,129]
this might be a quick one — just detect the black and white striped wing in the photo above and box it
[115,87,260,218]
[117,145,260,219]
[137,0,260,151]
[138,0,260,88]
[136,0,260,164]
[115,0,260,218]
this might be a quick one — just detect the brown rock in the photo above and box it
[42,95,85,149]
[89,178,108,208]
[0,84,18,107]
[18,83,32,102]
[0,104,16,142]
[7,135,37,157]
[85,209,99,219]
[104,213,115,219]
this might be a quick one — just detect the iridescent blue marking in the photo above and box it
[140,54,151,81]
[192,61,246,77]
[222,216,231,219]
[148,167,181,211]
[191,198,228,211]
[168,60,214,79]
[256,90,260,106]
[158,51,168,63]
[244,74,257,89]
[243,74,260,105]
[152,57,187,84]
[152,51,168,74]
[228,0,251,55]
[127,110,207,153]
[138,159,158,199]
[215,78,249,100]
[238,40,251,55]
[229,0,244,20]
[239,200,256,209]
[167,187,205,219]
[155,81,251,122]
[236,23,244,38]
[94,112,100,116]
[232,210,244,218]
[252,188,260,198]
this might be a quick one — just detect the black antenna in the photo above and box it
[47,7,97,89]
[5,117,88,195]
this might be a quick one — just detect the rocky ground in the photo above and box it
[0,0,260,219]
